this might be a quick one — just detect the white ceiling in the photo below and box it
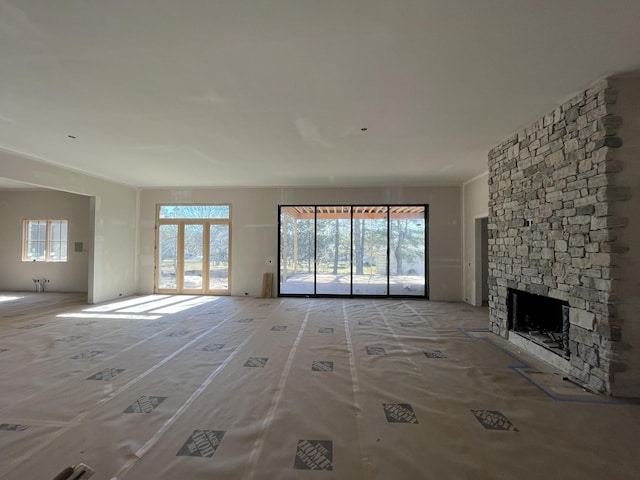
[1,1,640,189]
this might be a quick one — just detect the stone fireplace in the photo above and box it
[488,75,640,397]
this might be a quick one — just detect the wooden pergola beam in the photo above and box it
[282,206,425,220]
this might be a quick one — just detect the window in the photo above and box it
[22,220,68,262]
[155,204,231,294]
[159,204,230,219]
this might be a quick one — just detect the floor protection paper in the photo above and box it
[0,292,638,480]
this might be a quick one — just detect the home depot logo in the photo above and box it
[86,368,125,381]
[382,403,419,424]
[293,440,333,471]
[0,424,28,431]
[202,344,225,352]
[366,346,385,355]
[424,350,447,359]
[311,361,334,372]
[243,357,268,368]
[56,336,83,342]
[177,430,226,457]
[18,323,44,330]
[71,351,103,360]
[471,410,519,431]
[167,329,189,337]
[124,395,167,414]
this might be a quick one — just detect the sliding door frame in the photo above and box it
[278,204,429,299]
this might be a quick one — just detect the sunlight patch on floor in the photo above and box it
[57,312,163,320]
[0,295,24,303]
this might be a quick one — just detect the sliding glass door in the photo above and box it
[280,207,315,295]
[278,205,427,298]
[316,207,352,295]
[389,207,427,295]
[352,207,388,295]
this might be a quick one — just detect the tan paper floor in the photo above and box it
[0,292,638,479]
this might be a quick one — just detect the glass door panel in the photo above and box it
[209,224,230,291]
[280,207,315,295]
[158,224,178,290]
[389,207,426,296]
[156,204,232,295]
[183,224,204,291]
[316,207,351,295]
[353,207,388,295]
[278,205,427,298]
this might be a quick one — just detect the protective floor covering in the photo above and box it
[0,292,638,480]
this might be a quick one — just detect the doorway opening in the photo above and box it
[155,204,231,295]
[474,216,489,306]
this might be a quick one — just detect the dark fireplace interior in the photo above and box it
[508,288,570,357]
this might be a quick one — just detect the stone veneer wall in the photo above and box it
[487,78,632,395]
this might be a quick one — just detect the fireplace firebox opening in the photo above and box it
[508,288,570,358]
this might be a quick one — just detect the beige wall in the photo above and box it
[138,186,462,301]
[0,150,465,303]
[462,172,489,306]
[0,149,138,303]
[0,190,90,292]
[609,76,640,397]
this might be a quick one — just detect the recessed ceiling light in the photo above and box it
[68,135,76,139]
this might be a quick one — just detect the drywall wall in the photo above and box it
[0,190,90,292]
[608,75,640,397]
[462,173,489,305]
[138,186,462,301]
[0,149,137,303]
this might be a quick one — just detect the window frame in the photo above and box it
[154,204,232,295]
[22,219,69,263]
